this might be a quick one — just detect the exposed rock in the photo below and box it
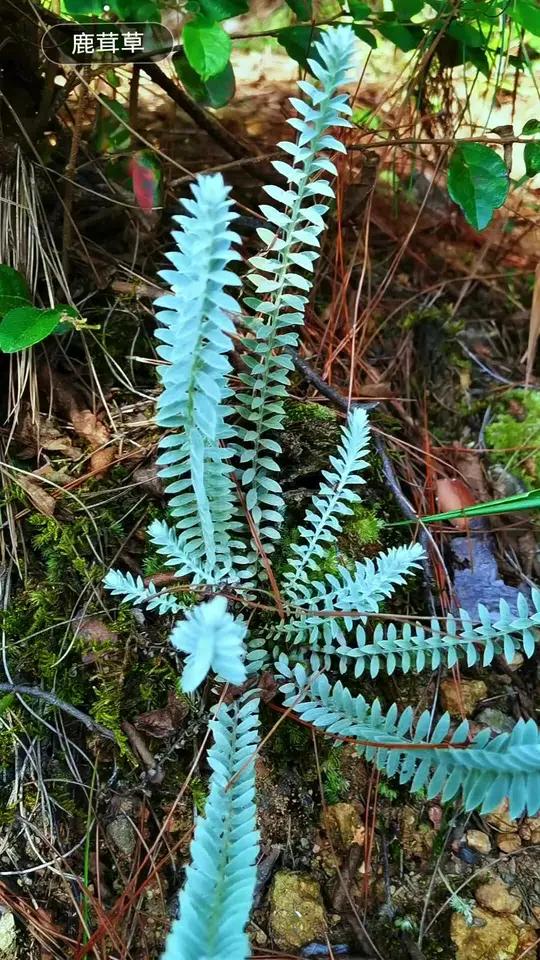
[485,801,518,835]
[476,708,515,734]
[440,679,487,716]
[400,805,435,859]
[321,803,364,851]
[107,813,137,857]
[0,910,16,959]
[498,835,522,854]
[451,906,534,960]
[504,653,525,672]
[475,878,522,915]
[269,872,327,950]
[466,830,491,855]
[519,816,540,844]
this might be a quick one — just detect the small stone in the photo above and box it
[400,805,435,859]
[475,878,522,915]
[505,653,525,672]
[440,679,487,716]
[0,910,16,959]
[531,905,540,925]
[269,872,327,951]
[497,835,522,854]
[451,907,517,960]
[476,709,515,734]
[466,830,491,855]
[485,801,518,834]
[321,803,364,851]
[107,814,137,858]
[520,816,540,844]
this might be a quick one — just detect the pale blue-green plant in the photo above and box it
[101,23,540,960]
[161,691,259,960]
[237,26,356,549]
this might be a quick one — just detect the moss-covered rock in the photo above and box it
[269,872,327,950]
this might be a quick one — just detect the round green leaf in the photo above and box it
[285,0,313,19]
[277,26,324,71]
[183,17,232,80]
[447,20,486,47]
[353,24,377,48]
[0,265,31,317]
[61,0,104,15]
[198,0,248,17]
[205,61,235,107]
[524,141,540,178]
[347,0,371,16]
[115,0,161,18]
[0,305,78,353]
[377,22,424,51]
[393,0,424,19]
[174,53,235,107]
[447,143,509,231]
[522,118,540,135]
[174,54,209,100]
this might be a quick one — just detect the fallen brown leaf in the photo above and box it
[15,472,56,517]
[435,477,476,529]
[134,691,189,738]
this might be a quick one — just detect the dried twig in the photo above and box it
[0,682,115,740]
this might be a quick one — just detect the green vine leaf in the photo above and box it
[447,20,486,47]
[447,143,509,230]
[198,0,248,20]
[0,265,31,317]
[183,16,232,80]
[353,24,378,47]
[277,25,324,70]
[377,21,424,51]
[0,305,78,353]
[513,0,540,36]
[393,0,424,18]
[348,0,371,16]
[174,53,235,107]
[285,0,313,19]
[522,118,540,135]
[524,141,540,178]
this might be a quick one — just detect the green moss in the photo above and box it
[0,729,16,768]
[322,747,350,804]
[340,503,381,555]
[284,400,337,424]
[190,777,208,815]
[268,715,312,766]
[485,389,540,487]
[378,778,398,801]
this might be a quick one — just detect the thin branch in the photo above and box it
[141,61,257,164]
[0,683,116,741]
[349,134,534,150]
[287,348,380,411]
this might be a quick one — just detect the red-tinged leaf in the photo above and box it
[129,151,161,212]
[435,477,476,529]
